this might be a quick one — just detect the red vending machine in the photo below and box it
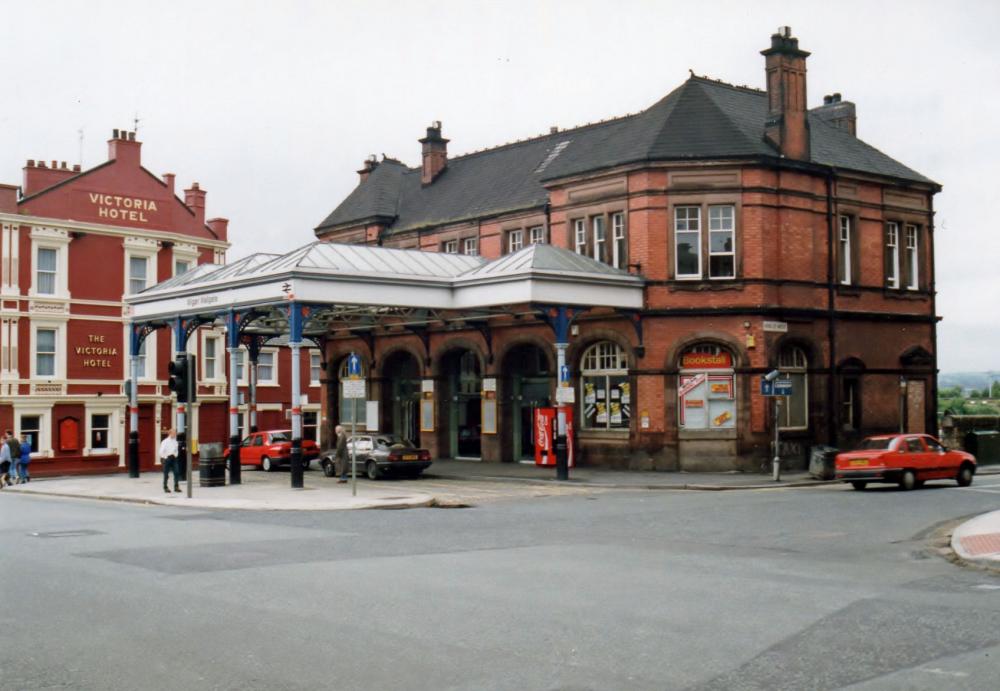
[534,407,575,467]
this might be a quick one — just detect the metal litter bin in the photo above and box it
[809,445,839,480]
[199,443,226,487]
[964,430,1000,466]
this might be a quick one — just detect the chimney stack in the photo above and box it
[107,128,142,166]
[22,158,77,196]
[419,121,449,185]
[0,184,17,213]
[814,92,857,136]
[207,217,229,241]
[184,182,207,226]
[163,173,176,196]
[761,27,810,160]
[357,154,379,183]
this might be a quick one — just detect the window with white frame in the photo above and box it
[885,222,900,289]
[137,337,149,379]
[574,219,587,255]
[708,205,735,279]
[778,346,808,430]
[257,350,276,384]
[235,348,249,385]
[303,411,318,442]
[128,255,149,294]
[529,226,546,244]
[838,215,853,285]
[463,237,478,256]
[19,414,42,454]
[904,224,919,290]
[841,378,860,431]
[36,248,57,295]
[36,328,56,377]
[611,213,626,269]
[310,352,322,386]
[203,335,221,380]
[592,216,607,264]
[90,413,111,451]
[507,229,523,254]
[174,259,191,277]
[674,206,702,278]
[443,239,458,253]
[580,342,630,430]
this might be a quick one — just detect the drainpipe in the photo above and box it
[928,193,938,433]
[825,170,837,447]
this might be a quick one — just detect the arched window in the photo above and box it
[778,346,808,430]
[678,344,735,430]
[580,342,630,430]
[339,356,367,426]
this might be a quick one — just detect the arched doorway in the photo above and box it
[381,350,421,443]
[440,349,482,458]
[502,343,552,462]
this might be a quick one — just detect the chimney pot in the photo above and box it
[27,159,34,167]
[73,164,81,172]
[51,160,57,168]
[113,129,120,138]
[550,126,559,134]
[129,131,136,141]
[832,92,841,102]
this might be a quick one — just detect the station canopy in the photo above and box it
[126,241,645,336]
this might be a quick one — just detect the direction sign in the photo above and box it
[347,352,361,379]
[761,378,793,396]
[559,364,571,387]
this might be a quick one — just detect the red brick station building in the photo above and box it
[8,28,942,477]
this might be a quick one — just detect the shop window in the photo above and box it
[678,344,736,430]
[778,346,808,430]
[20,415,41,453]
[90,414,111,451]
[580,342,630,430]
[529,226,546,244]
[885,222,900,289]
[339,357,367,425]
[303,411,318,442]
[36,248,57,295]
[36,328,56,377]
[904,224,919,290]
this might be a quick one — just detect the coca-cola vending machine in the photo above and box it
[534,407,575,467]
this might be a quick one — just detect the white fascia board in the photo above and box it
[453,277,643,309]
[128,280,290,320]
[293,276,454,310]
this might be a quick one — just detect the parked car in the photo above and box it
[320,434,432,480]
[226,430,320,472]
[834,433,976,491]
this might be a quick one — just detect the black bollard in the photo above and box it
[128,430,140,478]
[228,434,242,485]
[555,434,569,481]
[290,440,304,489]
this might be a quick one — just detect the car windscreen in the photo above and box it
[269,432,291,442]
[858,438,892,450]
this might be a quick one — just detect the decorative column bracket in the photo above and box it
[614,308,645,359]
[466,320,494,365]
[402,324,432,368]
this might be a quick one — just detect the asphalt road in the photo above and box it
[2,475,1000,691]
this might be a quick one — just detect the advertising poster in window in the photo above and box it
[679,373,736,430]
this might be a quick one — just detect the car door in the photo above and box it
[245,434,264,465]
[903,436,929,480]
[922,436,951,479]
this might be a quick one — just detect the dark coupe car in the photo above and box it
[320,434,432,480]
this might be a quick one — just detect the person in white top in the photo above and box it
[159,428,181,493]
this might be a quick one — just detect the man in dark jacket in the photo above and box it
[5,430,20,485]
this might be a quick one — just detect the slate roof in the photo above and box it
[316,76,937,236]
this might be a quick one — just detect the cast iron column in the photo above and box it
[128,346,140,478]
[228,345,242,485]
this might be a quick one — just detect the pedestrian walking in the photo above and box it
[5,430,21,485]
[16,434,31,483]
[334,425,349,483]
[159,428,181,493]
[0,431,11,488]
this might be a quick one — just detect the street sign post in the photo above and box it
[343,351,366,496]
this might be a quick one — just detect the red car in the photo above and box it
[835,433,976,491]
[227,430,320,472]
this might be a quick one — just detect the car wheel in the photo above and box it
[957,464,974,487]
[261,456,274,472]
[898,470,916,491]
[322,459,336,478]
[366,460,381,481]
[851,481,867,491]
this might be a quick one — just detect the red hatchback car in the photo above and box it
[835,433,976,491]
[229,430,320,472]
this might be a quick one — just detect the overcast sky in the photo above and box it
[2,0,996,373]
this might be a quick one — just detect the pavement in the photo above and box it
[952,508,1000,570]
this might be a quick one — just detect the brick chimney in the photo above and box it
[813,93,857,136]
[184,182,207,226]
[108,128,142,166]
[357,155,378,183]
[0,183,17,212]
[22,159,77,197]
[419,121,448,185]
[761,27,810,160]
[162,173,176,196]
[207,217,229,241]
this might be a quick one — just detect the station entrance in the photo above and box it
[503,343,552,462]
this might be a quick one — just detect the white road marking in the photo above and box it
[972,584,1000,590]
[961,487,1000,495]
[920,668,970,677]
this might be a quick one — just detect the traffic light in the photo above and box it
[168,356,189,403]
